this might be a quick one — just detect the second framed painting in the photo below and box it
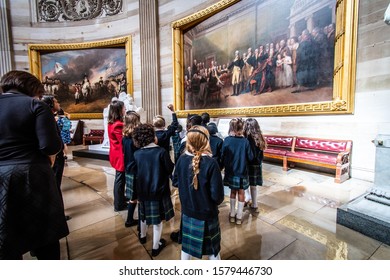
[28,36,132,119]
[172,0,359,117]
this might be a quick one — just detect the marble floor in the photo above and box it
[26,146,390,260]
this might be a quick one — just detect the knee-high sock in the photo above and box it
[208,253,221,260]
[245,188,251,203]
[153,223,163,250]
[250,186,258,208]
[140,220,147,238]
[236,201,245,219]
[181,250,191,260]
[230,198,236,217]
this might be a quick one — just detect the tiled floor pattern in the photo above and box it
[25,146,390,260]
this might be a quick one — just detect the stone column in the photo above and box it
[289,23,297,38]
[139,0,160,122]
[0,0,13,78]
[331,4,336,24]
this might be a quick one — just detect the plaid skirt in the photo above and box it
[138,195,174,225]
[181,214,221,259]
[224,175,250,190]
[125,173,137,200]
[248,163,263,186]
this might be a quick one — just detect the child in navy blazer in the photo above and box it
[243,118,267,212]
[133,123,175,257]
[221,118,254,225]
[122,111,141,228]
[173,125,224,260]
[153,104,178,154]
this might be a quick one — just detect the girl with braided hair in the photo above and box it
[243,118,267,212]
[173,125,224,260]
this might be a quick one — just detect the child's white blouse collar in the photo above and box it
[142,143,159,149]
[184,151,212,157]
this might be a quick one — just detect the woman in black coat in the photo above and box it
[0,70,69,260]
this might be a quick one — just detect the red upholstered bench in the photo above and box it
[83,129,104,146]
[286,137,352,183]
[264,135,295,171]
[264,135,352,183]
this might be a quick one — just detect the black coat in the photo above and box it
[0,92,69,259]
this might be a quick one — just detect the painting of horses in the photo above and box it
[40,48,126,114]
[28,36,132,119]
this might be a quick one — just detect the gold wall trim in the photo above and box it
[28,36,133,120]
[171,0,239,30]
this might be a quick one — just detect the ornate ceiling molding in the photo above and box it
[38,0,122,22]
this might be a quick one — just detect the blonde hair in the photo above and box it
[185,125,212,190]
[153,115,166,129]
[123,111,141,137]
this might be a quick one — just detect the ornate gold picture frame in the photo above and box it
[28,36,132,119]
[172,0,358,117]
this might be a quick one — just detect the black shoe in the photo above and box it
[138,233,146,244]
[65,215,72,221]
[152,239,166,257]
[170,231,179,242]
[125,219,138,228]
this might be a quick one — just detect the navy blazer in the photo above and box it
[173,153,224,221]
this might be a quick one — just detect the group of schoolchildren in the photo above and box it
[107,99,267,260]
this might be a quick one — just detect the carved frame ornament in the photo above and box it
[171,0,359,117]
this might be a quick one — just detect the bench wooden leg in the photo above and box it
[335,163,350,183]
[283,157,288,171]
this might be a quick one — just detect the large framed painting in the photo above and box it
[28,36,132,119]
[172,0,359,117]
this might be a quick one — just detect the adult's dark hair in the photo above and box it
[132,123,155,148]
[0,70,44,98]
[201,112,210,126]
[42,95,55,108]
[108,100,124,124]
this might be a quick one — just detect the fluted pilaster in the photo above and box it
[139,0,160,122]
[0,0,13,79]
